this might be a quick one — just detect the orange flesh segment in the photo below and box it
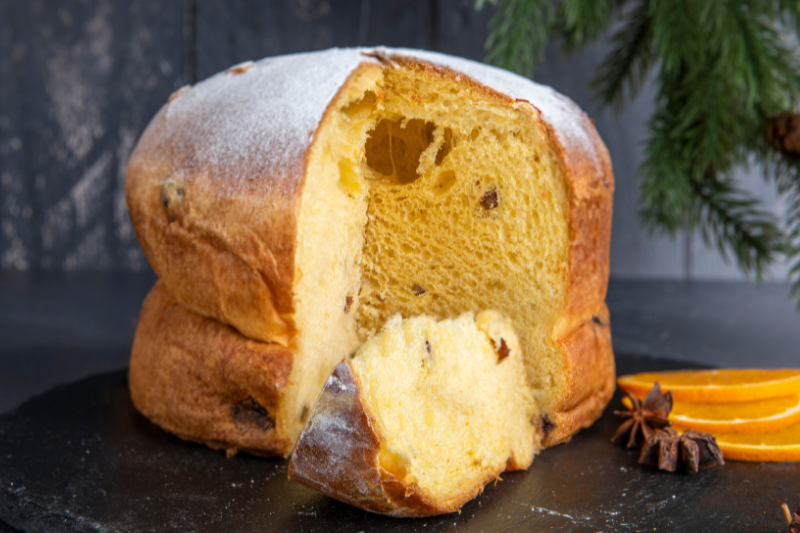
[670,395,800,433]
[617,369,800,403]
[712,421,800,462]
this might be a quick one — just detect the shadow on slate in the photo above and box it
[0,355,796,533]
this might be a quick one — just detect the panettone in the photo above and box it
[288,312,540,517]
[126,47,615,451]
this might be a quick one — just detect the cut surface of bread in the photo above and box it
[129,282,294,457]
[126,47,615,450]
[288,312,540,517]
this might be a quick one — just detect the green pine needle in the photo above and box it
[691,173,785,281]
[558,0,623,52]
[481,0,554,77]
[590,0,655,110]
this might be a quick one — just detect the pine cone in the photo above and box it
[766,112,800,160]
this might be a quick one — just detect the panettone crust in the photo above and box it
[129,282,294,457]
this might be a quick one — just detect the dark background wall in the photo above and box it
[0,0,790,280]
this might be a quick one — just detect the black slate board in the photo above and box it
[1,355,797,533]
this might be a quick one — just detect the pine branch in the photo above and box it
[769,155,800,307]
[558,0,624,52]
[776,0,800,36]
[590,0,656,110]
[727,3,800,117]
[649,0,706,76]
[639,106,694,234]
[482,0,554,77]
[690,172,785,281]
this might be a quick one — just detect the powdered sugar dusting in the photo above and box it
[158,49,379,196]
[151,47,601,197]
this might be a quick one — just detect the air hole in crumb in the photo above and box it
[491,129,507,143]
[365,118,434,184]
[300,405,310,423]
[344,296,354,314]
[435,127,453,165]
[496,338,510,362]
[479,189,500,211]
[342,90,377,118]
[411,283,426,296]
[431,169,457,196]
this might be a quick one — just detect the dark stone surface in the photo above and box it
[1,354,796,533]
[0,520,21,533]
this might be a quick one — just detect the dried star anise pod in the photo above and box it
[612,382,673,448]
[638,427,680,471]
[782,502,800,533]
[678,429,725,472]
[638,427,725,472]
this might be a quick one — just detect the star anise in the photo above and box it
[678,429,725,472]
[782,502,800,533]
[638,427,725,472]
[637,427,680,471]
[612,382,673,448]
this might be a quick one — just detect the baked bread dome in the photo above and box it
[126,47,615,447]
[288,312,540,517]
[129,282,294,457]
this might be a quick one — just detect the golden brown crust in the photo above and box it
[546,302,615,446]
[288,361,483,517]
[546,106,615,444]
[125,127,299,346]
[129,281,294,457]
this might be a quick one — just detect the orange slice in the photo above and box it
[669,395,800,433]
[713,420,800,462]
[619,394,800,433]
[617,369,800,403]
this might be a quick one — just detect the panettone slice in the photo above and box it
[288,312,540,517]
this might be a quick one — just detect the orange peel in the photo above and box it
[617,369,800,403]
